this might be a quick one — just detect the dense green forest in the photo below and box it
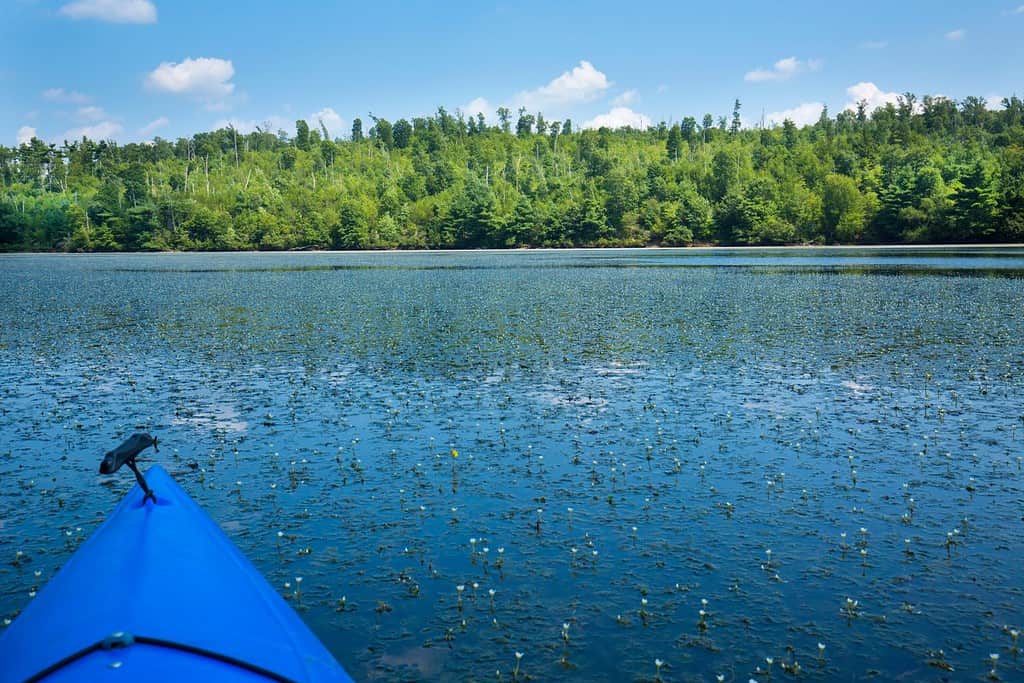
[2,94,1023,251]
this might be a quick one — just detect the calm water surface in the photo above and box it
[1,247,1023,682]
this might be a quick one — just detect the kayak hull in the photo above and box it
[0,465,352,683]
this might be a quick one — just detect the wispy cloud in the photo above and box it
[138,116,169,137]
[945,29,965,41]
[76,105,107,122]
[582,106,651,130]
[17,126,37,145]
[744,57,822,83]
[766,102,825,127]
[42,88,91,104]
[64,120,123,141]
[59,0,157,24]
[859,40,888,49]
[612,89,638,106]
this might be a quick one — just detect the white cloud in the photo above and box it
[213,116,289,135]
[1015,5,1024,13]
[612,89,638,106]
[844,81,901,112]
[461,97,492,119]
[146,57,235,99]
[42,88,91,104]
[17,126,37,145]
[766,102,825,127]
[744,57,822,83]
[77,105,107,121]
[64,121,123,140]
[656,84,669,94]
[311,107,342,137]
[59,0,156,24]
[515,60,610,111]
[986,95,1006,110]
[582,107,651,130]
[860,40,888,49]
[945,29,965,41]
[138,116,169,136]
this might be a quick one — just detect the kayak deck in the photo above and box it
[0,465,352,683]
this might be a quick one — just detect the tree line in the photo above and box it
[1,95,1022,251]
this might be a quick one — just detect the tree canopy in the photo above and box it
[2,95,1023,251]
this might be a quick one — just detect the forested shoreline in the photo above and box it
[2,95,1023,252]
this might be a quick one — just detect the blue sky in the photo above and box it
[3,0,1022,145]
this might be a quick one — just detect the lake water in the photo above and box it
[1,247,1023,682]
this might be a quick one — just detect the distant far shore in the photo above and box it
[4,243,1024,256]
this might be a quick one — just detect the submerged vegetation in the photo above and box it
[2,95,1024,251]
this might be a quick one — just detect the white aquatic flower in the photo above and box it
[34,570,41,578]
[295,577,302,584]
[515,652,523,660]
[717,676,725,682]
[489,589,495,597]
[3,618,10,626]
[818,642,825,652]
[990,653,999,662]
[765,657,773,666]
[641,598,648,606]
[457,585,465,593]
[28,591,36,598]
[277,531,284,538]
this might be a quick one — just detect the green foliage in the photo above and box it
[2,95,1023,252]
